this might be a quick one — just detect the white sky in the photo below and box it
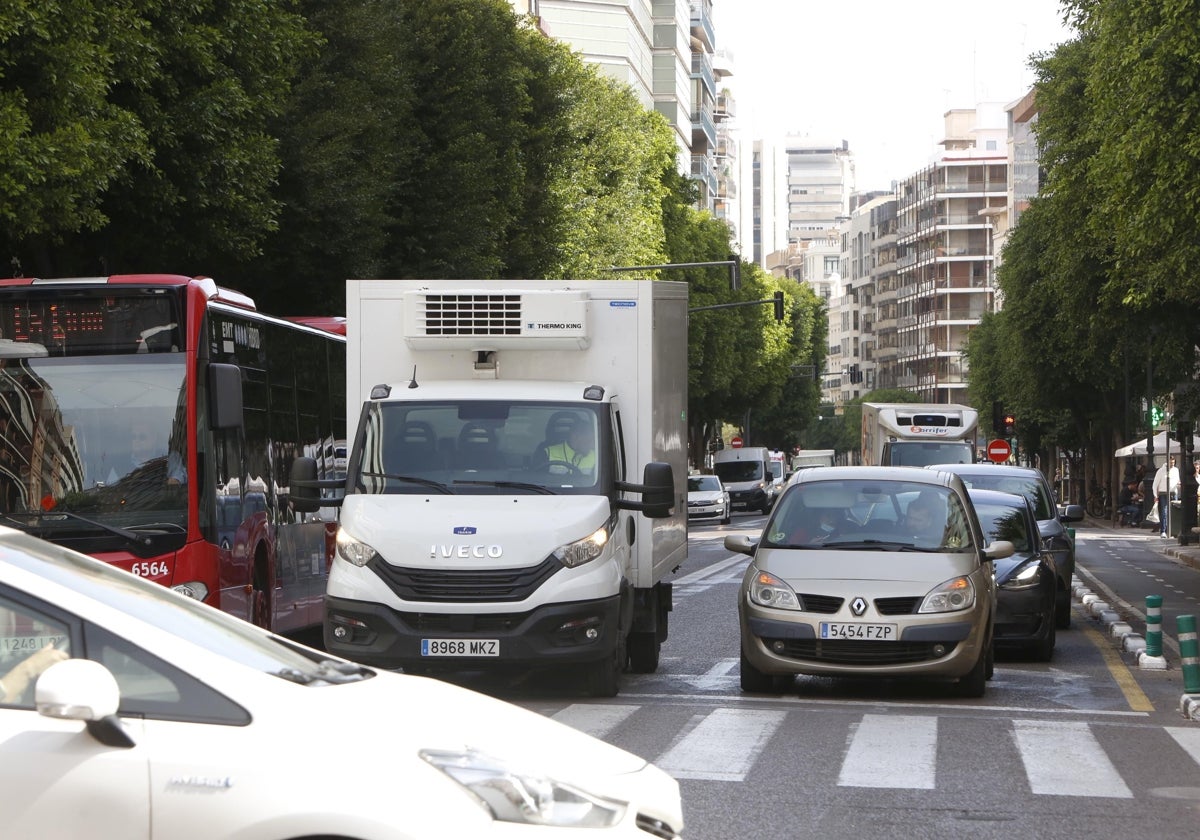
[712,1,1077,191]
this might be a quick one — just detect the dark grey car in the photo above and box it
[927,463,1084,628]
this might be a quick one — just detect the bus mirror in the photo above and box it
[289,457,321,513]
[208,363,243,430]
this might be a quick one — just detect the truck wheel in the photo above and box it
[627,631,660,673]
[584,637,624,698]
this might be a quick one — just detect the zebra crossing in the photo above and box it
[545,701,1200,799]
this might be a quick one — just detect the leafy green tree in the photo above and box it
[3,0,318,276]
[0,0,146,272]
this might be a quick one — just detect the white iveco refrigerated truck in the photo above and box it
[290,279,688,696]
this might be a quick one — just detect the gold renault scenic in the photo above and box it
[726,466,1013,697]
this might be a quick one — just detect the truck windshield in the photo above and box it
[354,401,607,495]
[0,354,189,541]
[888,441,974,467]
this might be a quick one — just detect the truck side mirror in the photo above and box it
[640,462,674,515]
[289,456,322,513]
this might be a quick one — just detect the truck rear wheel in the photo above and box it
[627,631,660,673]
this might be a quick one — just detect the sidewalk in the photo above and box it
[1084,514,1200,571]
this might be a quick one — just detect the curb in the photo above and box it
[1070,571,1198,720]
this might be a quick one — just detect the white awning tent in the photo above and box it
[1114,431,1200,458]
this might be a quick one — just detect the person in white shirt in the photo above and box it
[1152,456,1180,537]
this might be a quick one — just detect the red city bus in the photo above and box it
[0,274,345,636]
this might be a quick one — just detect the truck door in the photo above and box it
[609,405,634,577]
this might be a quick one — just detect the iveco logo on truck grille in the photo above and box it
[526,321,583,330]
[431,545,504,559]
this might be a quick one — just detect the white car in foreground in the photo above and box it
[0,525,683,840]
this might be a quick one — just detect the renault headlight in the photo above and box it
[552,524,609,568]
[918,575,975,613]
[748,569,802,610]
[336,528,379,567]
[420,748,627,828]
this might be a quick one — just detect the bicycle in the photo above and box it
[1086,482,1111,519]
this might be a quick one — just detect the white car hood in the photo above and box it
[297,670,682,818]
[341,494,611,569]
[688,491,724,504]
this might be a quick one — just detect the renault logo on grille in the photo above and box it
[850,597,868,616]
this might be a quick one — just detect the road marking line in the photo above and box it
[1013,719,1133,798]
[1079,616,1156,712]
[672,555,746,585]
[550,703,638,739]
[655,708,786,781]
[838,714,937,789]
[1165,727,1200,765]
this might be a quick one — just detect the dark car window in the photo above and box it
[84,623,250,725]
[973,501,1031,552]
[0,595,72,709]
[956,473,1055,520]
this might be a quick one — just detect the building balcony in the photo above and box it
[690,51,715,97]
[689,0,715,51]
[691,109,716,147]
[691,154,718,195]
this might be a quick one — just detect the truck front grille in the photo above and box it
[369,555,561,602]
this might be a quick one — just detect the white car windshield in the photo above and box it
[3,529,370,686]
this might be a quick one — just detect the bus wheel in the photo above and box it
[251,565,271,629]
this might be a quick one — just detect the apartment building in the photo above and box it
[511,0,728,214]
[891,105,1008,403]
[783,136,855,245]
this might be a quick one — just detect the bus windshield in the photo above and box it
[0,353,188,539]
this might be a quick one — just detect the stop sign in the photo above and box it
[730,436,743,449]
[986,439,1012,464]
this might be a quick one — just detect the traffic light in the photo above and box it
[849,364,862,384]
[1004,413,1016,435]
[992,401,1005,435]
[772,290,785,321]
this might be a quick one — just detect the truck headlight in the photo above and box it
[552,524,609,568]
[336,528,379,567]
[420,748,627,828]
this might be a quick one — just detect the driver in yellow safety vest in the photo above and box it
[543,424,596,472]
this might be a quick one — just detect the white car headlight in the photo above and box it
[336,528,379,567]
[748,569,802,610]
[919,575,975,613]
[420,748,627,828]
[552,524,609,568]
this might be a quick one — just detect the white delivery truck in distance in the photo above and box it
[712,445,775,514]
[791,449,836,471]
[290,279,687,697]
[861,402,978,466]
